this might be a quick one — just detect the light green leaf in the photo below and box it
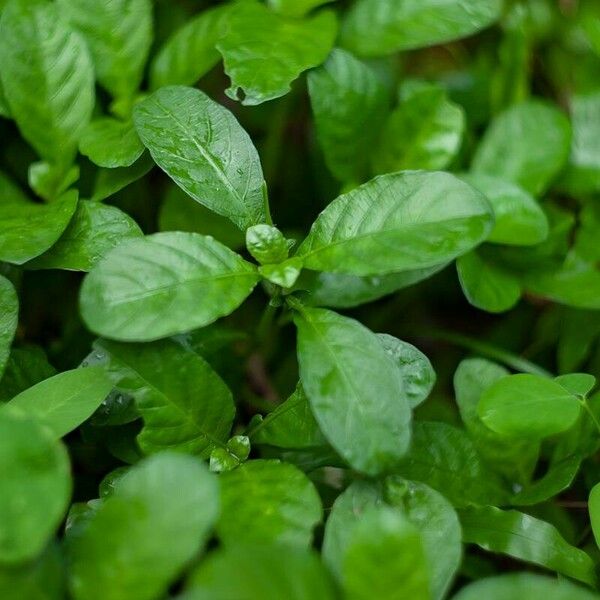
[2,366,112,438]
[80,232,259,342]
[57,0,152,102]
[394,421,509,507]
[296,171,493,276]
[460,173,549,245]
[0,411,71,564]
[149,4,230,90]
[478,373,581,439]
[459,505,596,586]
[268,0,335,18]
[456,251,521,313]
[184,544,337,600]
[68,452,219,600]
[0,347,56,402]
[217,1,337,105]
[90,154,153,202]
[373,82,465,174]
[340,0,502,56]
[28,200,143,272]
[472,100,572,196]
[555,373,596,397]
[308,48,390,182]
[452,573,599,600]
[342,506,429,600]
[0,0,94,166]
[293,306,410,475]
[79,119,144,168]
[28,162,79,203]
[96,339,235,456]
[0,275,17,379]
[134,86,267,230]
[589,482,600,550]
[0,184,78,265]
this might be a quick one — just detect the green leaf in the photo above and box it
[67,452,219,600]
[340,0,502,56]
[452,573,599,600]
[459,174,549,246]
[79,119,144,168]
[216,1,337,105]
[459,505,596,586]
[0,275,17,379]
[0,0,94,166]
[308,48,390,182]
[96,339,235,456]
[456,251,521,313]
[589,482,600,550]
[184,544,337,600]
[373,82,465,174]
[377,334,436,408]
[0,410,71,564]
[472,101,572,196]
[394,421,509,507]
[28,161,79,202]
[2,366,112,438]
[57,0,152,102]
[341,506,430,600]
[216,459,322,547]
[268,0,336,18]
[80,232,259,342]
[134,86,267,230]
[293,306,410,475]
[28,200,143,272]
[296,171,493,276]
[0,347,56,402]
[0,184,78,265]
[149,4,230,90]
[555,373,596,397]
[478,373,581,439]
[90,154,153,202]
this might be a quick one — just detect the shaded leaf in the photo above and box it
[79,119,144,169]
[0,275,18,378]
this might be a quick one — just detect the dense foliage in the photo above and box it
[3,0,600,598]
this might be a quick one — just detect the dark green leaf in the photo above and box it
[90,154,153,202]
[0,347,56,402]
[79,119,144,169]
[0,275,17,378]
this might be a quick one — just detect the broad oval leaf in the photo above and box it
[0,410,71,564]
[0,347,57,402]
[2,366,112,438]
[68,452,219,600]
[296,171,494,276]
[216,459,322,548]
[294,306,410,475]
[0,0,94,165]
[472,101,572,196]
[79,119,144,169]
[96,339,235,456]
[340,0,502,57]
[589,482,600,550]
[216,1,337,105]
[134,86,267,230]
[0,275,18,378]
[57,0,152,101]
[478,373,581,439]
[79,232,259,342]
[555,372,596,397]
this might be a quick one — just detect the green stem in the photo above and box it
[256,301,279,347]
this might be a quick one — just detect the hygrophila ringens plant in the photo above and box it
[3,0,600,599]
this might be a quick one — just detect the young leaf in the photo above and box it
[0,185,78,265]
[0,411,71,564]
[472,101,572,196]
[216,459,322,548]
[296,171,493,276]
[0,347,57,402]
[79,119,144,169]
[340,0,502,56]
[134,86,267,230]
[79,232,260,342]
[0,0,94,166]
[478,373,581,439]
[2,367,112,438]
[184,544,337,600]
[341,507,430,600]
[308,48,390,182]
[28,201,142,272]
[67,453,219,600]
[57,0,152,102]
[459,174,549,246]
[216,1,337,105]
[293,306,410,476]
[554,373,596,397]
[459,506,596,586]
[96,339,235,456]
[149,5,231,90]
[0,275,18,378]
